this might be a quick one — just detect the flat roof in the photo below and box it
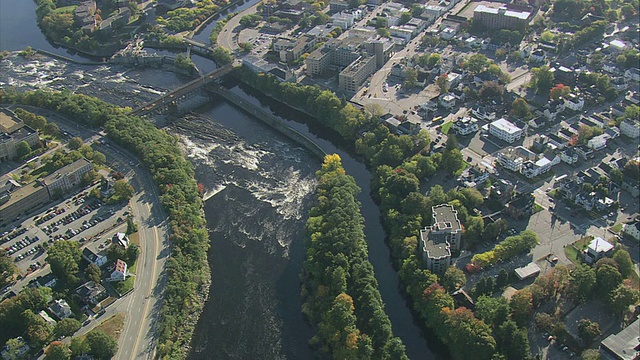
[432,204,461,231]
[0,109,19,131]
[491,118,522,135]
[600,318,639,360]
[421,228,451,259]
[42,158,92,186]
[474,4,530,19]
[0,182,47,212]
[514,262,540,280]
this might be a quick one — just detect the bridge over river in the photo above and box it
[129,64,235,116]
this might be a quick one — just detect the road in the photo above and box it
[217,2,261,52]
[97,142,170,360]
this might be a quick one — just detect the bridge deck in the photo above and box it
[130,64,235,116]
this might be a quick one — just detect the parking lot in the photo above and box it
[1,184,131,276]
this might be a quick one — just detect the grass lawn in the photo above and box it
[441,121,453,134]
[114,276,134,295]
[54,5,77,13]
[93,313,125,339]
[610,223,623,234]
[564,236,594,265]
[533,203,543,213]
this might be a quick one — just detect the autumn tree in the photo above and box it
[441,266,466,292]
[45,341,71,360]
[577,319,601,344]
[549,83,571,100]
[441,307,497,360]
[510,289,533,326]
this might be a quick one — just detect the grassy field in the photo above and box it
[114,276,134,295]
[54,5,77,13]
[441,121,453,134]
[610,223,623,234]
[93,313,125,339]
[564,236,594,264]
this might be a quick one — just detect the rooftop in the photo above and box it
[432,204,461,232]
[600,317,639,360]
[474,4,531,20]
[491,118,522,135]
[42,158,92,186]
[588,237,614,253]
[0,108,20,132]
[420,228,451,259]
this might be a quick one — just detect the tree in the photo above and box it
[479,81,503,101]
[427,53,442,68]
[126,216,138,234]
[436,74,449,93]
[16,141,31,159]
[403,68,418,89]
[441,149,464,175]
[530,66,554,95]
[464,53,489,74]
[511,98,531,119]
[476,295,510,328]
[441,307,496,360]
[44,122,60,137]
[496,269,509,288]
[613,250,633,278]
[0,250,17,289]
[54,318,81,338]
[3,338,27,360]
[568,264,595,302]
[549,83,571,100]
[85,263,102,284]
[68,137,83,150]
[46,240,82,284]
[70,337,90,356]
[510,290,533,326]
[111,179,133,202]
[46,341,71,360]
[496,320,530,360]
[621,4,636,20]
[596,264,623,296]
[86,330,118,360]
[23,309,53,347]
[577,319,601,344]
[212,47,233,65]
[581,349,601,360]
[239,42,253,53]
[534,313,553,332]
[608,285,639,314]
[441,266,466,292]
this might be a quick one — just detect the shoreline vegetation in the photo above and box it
[2,89,210,359]
[302,154,408,359]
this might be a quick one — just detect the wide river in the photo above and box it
[0,1,441,358]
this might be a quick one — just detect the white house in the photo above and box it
[49,299,72,320]
[587,134,609,151]
[109,259,128,282]
[489,118,524,143]
[453,116,478,135]
[439,93,456,109]
[82,248,107,267]
[564,93,584,111]
[620,118,640,138]
[583,237,614,264]
[113,232,130,248]
[623,222,640,241]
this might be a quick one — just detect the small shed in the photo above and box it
[514,262,541,280]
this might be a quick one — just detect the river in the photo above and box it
[0,1,441,358]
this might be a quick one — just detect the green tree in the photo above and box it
[577,319,601,344]
[534,313,553,332]
[496,269,509,288]
[442,307,496,360]
[464,53,489,74]
[511,98,531,119]
[45,341,71,360]
[44,122,60,137]
[596,264,623,296]
[239,42,253,53]
[479,81,503,101]
[568,264,596,302]
[86,330,118,360]
[530,66,554,95]
[496,320,530,360]
[84,263,102,284]
[441,149,464,175]
[441,266,466,292]
[69,337,90,356]
[436,74,449,93]
[22,309,53,348]
[608,285,639,314]
[403,68,418,89]
[475,295,510,328]
[92,151,106,165]
[111,179,134,202]
[46,240,82,284]
[15,141,32,159]
[212,47,233,65]
[613,250,633,278]
[3,337,27,360]
[0,250,18,289]
[54,318,81,338]
[68,137,83,150]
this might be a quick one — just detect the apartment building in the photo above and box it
[473,4,531,30]
[489,118,524,143]
[420,204,463,274]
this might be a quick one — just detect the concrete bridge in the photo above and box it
[129,64,236,116]
[183,38,216,58]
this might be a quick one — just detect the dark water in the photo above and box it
[0,1,442,357]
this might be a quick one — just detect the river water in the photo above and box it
[0,1,441,358]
